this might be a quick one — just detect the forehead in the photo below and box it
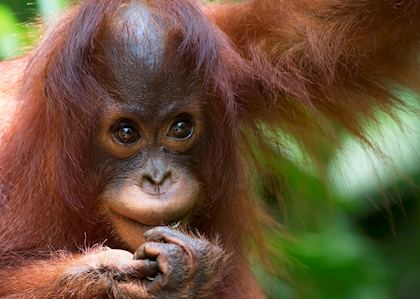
[101,1,203,119]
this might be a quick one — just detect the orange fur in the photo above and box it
[0,0,418,298]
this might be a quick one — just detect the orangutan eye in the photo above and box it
[167,117,194,140]
[111,120,141,145]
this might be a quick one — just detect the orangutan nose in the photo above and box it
[140,158,172,193]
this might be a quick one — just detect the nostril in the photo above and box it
[142,174,155,185]
[142,170,171,186]
[140,158,172,191]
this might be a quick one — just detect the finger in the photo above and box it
[133,243,161,260]
[143,226,169,240]
[134,242,182,275]
[144,226,191,244]
[129,259,159,278]
[117,259,159,280]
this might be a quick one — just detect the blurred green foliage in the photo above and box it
[1,1,419,298]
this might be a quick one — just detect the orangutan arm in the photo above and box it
[209,0,420,135]
[0,248,156,299]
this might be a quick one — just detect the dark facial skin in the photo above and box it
[94,1,206,250]
[89,3,225,295]
[97,78,204,249]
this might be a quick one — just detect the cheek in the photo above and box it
[99,171,201,250]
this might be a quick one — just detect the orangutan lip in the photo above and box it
[134,181,172,197]
[110,208,184,228]
[142,190,168,197]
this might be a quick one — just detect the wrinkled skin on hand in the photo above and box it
[76,248,158,298]
[62,227,227,299]
[133,227,227,299]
